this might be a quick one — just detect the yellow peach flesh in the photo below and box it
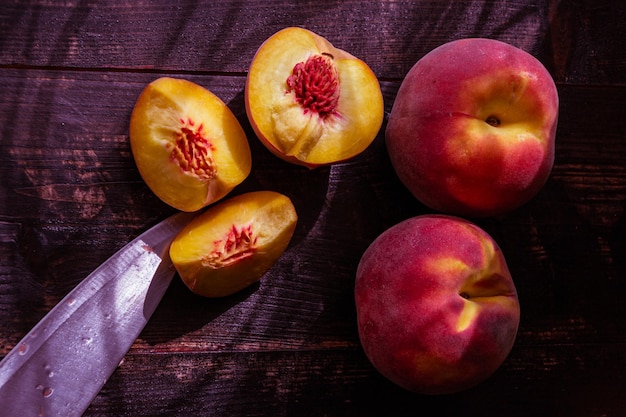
[130,77,251,212]
[245,27,383,166]
[169,191,298,298]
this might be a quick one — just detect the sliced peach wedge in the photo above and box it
[130,77,252,212]
[169,191,298,298]
[245,27,384,168]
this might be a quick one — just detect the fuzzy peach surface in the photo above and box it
[386,38,558,217]
[355,215,520,394]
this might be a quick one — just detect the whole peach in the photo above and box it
[386,38,558,217]
[355,215,520,394]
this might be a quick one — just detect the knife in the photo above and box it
[0,211,196,416]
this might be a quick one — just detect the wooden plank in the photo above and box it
[1,69,625,356]
[81,344,626,416]
[1,0,625,83]
[2,1,626,415]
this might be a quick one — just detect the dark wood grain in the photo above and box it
[1,1,625,83]
[1,1,626,416]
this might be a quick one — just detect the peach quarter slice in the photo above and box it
[169,191,298,298]
[130,77,252,212]
[245,27,384,168]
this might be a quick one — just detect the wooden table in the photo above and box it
[2,1,625,416]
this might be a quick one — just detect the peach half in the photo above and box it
[245,27,384,168]
[130,77,252,212]
[169,191,298,298]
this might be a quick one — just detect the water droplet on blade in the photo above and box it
[43,364,54,377]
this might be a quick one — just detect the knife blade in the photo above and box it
[0,211,196,416]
